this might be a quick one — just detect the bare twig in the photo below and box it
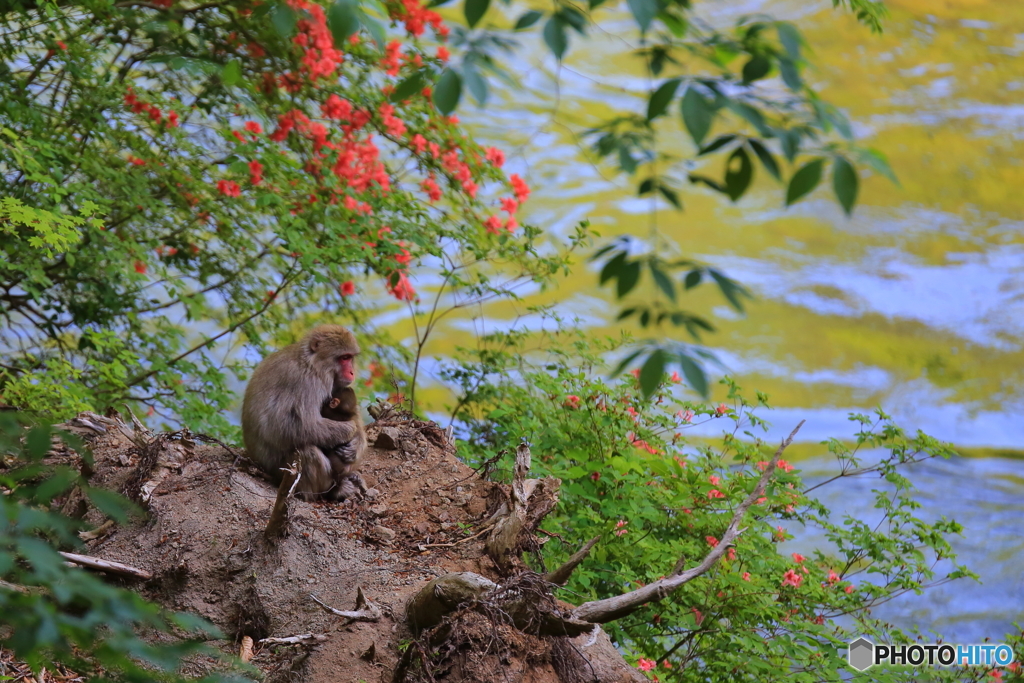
[264,462,300,540]
[59,551,153,580]
[259,634,329,645]
[542,536,600,586]
[571,421,805,624]
[309,587,381,622]
[419,520,497,549]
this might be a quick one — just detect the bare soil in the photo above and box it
[56,414,645,683]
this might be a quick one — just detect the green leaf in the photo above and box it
[390,72,427,101]
[328,0,360,44]
[462,61,488,105]
[270,3,297,37]
[610,349,644,377]
[221,59,241,86]
[697,134,735,156]
[677,352,709,398]
[786,158,824,206]
[514,9,543,29]
[84,486,134,524]
[639,349,666,398]
[464,0,489,28]
[779,58,802,91]
[646,77,681,121]
[626,0,658,33]
[741,55,771,83]
[616,260,641,297]
[599,251,627,285]
[559,6,587,34]
[650,263,676,302]
[707,268,750,312]
[729,101,769,135]
[832,156,858,216]
[688,174,725,193]
[617,145,637,174]
[724,147,753,202]
[684,269,702,289]
[637,177,655,195]
[777,22,801,60]
[780,129,800,162]
[543,17,568,59]
[25,425,52,460]
[748,139,780,180]
[858,147,899,185]
[681,87,714,146]
[658,185,681,209]
[434,68,462,115]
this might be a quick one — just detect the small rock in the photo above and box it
[368,503,387,516]
[370,525,396,541]
[363,488,380,501]
[413,521,431,535]
[374,427,401,450]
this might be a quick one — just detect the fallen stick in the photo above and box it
[309,587,381,622]
[59,551,153,580]
[259,634,329,645]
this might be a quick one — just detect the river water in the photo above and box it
[385,0,1023,644]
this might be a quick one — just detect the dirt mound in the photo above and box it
[57,412,644,683]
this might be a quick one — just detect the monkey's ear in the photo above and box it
[309,338,320,353]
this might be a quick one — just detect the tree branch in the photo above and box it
[571,421,804,624]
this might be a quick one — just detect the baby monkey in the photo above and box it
[320,383,368,499]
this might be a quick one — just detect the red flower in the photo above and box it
[167,110,179,127]
[485,146,505,167]
[410,133,427,154]
[322,94,352,120]
[706,536,719,547]
[777,459,794,473]
[782,569,803,588]
[388,271,416,301]
[248,160,264,185]
[56,40,68,50]
[245,120,263,135]
[381,40,402,76]
[504,217,518,232]
[637,659,655,672]
[484,215,503,234]
[714,402,729,416]
[500,196,518,215]
[216,179,241,197]
[510,173,531,203]
[420,175,441,201]
[134,260,147,274]
[437,46,450,62]
[792,552,805,564]
[339,281,355,296]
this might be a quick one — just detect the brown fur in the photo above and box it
[241,325,367,500]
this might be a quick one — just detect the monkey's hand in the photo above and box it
[330,473,367,502]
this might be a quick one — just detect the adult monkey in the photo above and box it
[242,325,367,500]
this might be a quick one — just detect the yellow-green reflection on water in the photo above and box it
[390,0,1024,452]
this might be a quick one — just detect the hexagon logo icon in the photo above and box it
[848,637,875,671]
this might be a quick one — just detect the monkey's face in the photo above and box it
[336,353,356,387]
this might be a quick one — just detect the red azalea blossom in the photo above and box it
[714,402,729,416]
[510,173,530,203]
[484,215,503,234]
[248,160,264,185]
[167,110,179,127]
[727,547,736,561]
[410,134,427,154]
[245,120,263,135]
[484,146,505,167]
[322,94,352,120]
[777,459,794,473]
[707,489,725,499]
[381,40,403,76]
[500,196,518,214]
[339,281,355,296]
[421,175,442,201]
[388,271,416,301]
[742,572,751,581]
[782,569,803,588]
[134,260,147,274]
[504,217,518,232]
[216,179,241,197]
[564,394,581,408]
[792,552,805,564]
[706,536,719,548]
[844,584,855,594]
[637,659,656,672]
[437,45,450,62]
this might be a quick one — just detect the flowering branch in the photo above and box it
[571,420,805,624]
